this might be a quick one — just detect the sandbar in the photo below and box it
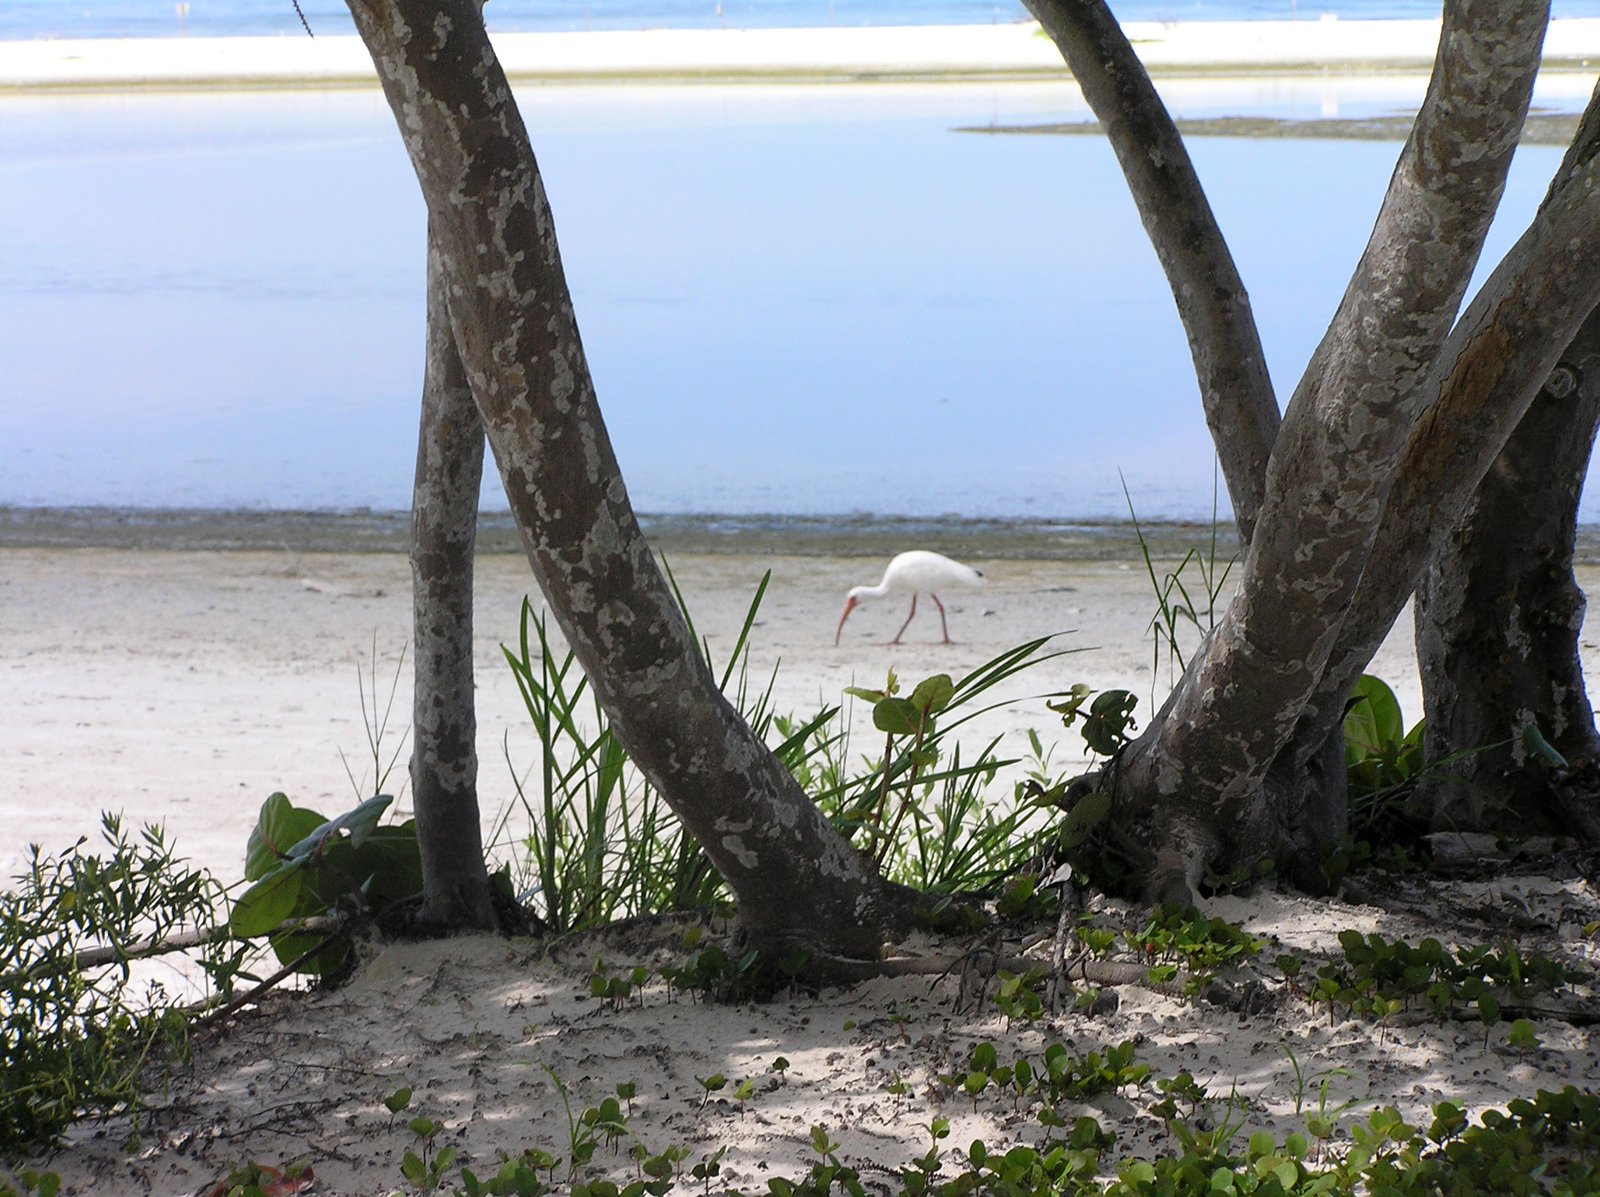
[1,19,1599,92]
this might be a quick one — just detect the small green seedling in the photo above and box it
[1508,1018,1542,1056]
[383,1085,415,1120]
[400,1115,456,1193]
[694,1073,727,1110]
[615,1081,637,1117]
[690,1146,726,1195]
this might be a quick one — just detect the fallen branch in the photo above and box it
[6,914,346,986]
[1394,1001,1600,1029]
[192,931,347,1031]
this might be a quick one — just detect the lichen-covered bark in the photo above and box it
[347,0,901,957]
[1413,306,1600,838]
[1289,79,1600,809]
[411,228,495,930]
[1074,0,1551,897]
[1025,0,1278,544]
[1262,164,1600,875]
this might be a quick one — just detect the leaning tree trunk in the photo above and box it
[348,0,906,959]
[1412,305,1600,839]
[1030,0,1593,896]
[1280,87,1600,861]
[411,226,496,930]
[1025,0,1279,544]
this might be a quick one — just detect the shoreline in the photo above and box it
[0,504,1243,562]
[2,19,1598,93]
[10,504,1600,564]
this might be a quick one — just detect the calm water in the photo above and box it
[12,1,1600,40]
[0,75,1592,522]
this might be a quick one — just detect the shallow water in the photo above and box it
[0,77,1588,522]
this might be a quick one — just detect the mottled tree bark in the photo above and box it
[348,0,904,958]
[1025,0,1279,544]
[1413,307,1600,839]
[1044,0,1561,897]
[1284,85,1600,849]
[410,229,495,930]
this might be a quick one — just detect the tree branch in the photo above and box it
[1287,0,1548,447]
[7,914,345,985]
[1025,0,1278,543]
[409,223,495,930]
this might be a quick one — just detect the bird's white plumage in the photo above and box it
[835,550,985,646]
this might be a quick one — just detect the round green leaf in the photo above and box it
[229,866,304,937]
[909,673,955,716]
[244,793,326,881]
[872,697,922,736]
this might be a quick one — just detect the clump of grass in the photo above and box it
[799,637,1085,894]
[1123,473,1235,697]
[495,572,1077,929]
[495,594,725,934]
[338,635,409,802]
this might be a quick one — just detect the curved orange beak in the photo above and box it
[833,595,859,646]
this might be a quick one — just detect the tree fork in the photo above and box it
[1049,0,1553,897]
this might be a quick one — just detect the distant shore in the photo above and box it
[0,504,1242,563]
[8,504,1600,564]
[1,19,1598,92]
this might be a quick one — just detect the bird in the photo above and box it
[834,550,985,646]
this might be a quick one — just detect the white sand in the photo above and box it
[7,547,1600,1195]
[0,541,1476,893]
[2,19,1599,92]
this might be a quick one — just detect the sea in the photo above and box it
[3,2,1599,542]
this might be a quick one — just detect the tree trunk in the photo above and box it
[1413,307,1600,839]
[1277,82,1600,858]
[410,228,496,930]
[1029,1,1600,900]
[1025,0,1279,544]
[347,0,905,959]
[1069,0,1551,900]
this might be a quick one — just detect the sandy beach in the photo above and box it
[2,538,1307,887]
[0,526,1544,892]
[9,536,1600,1197]
[8,537,1600,1195]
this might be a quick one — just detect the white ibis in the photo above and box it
[834,550,985,646]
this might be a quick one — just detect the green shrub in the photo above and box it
[0,815,236,1158]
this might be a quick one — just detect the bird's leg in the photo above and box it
[891,595,919,645]
[932,593,952,644]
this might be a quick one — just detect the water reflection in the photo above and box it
[0,77,1582,519]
